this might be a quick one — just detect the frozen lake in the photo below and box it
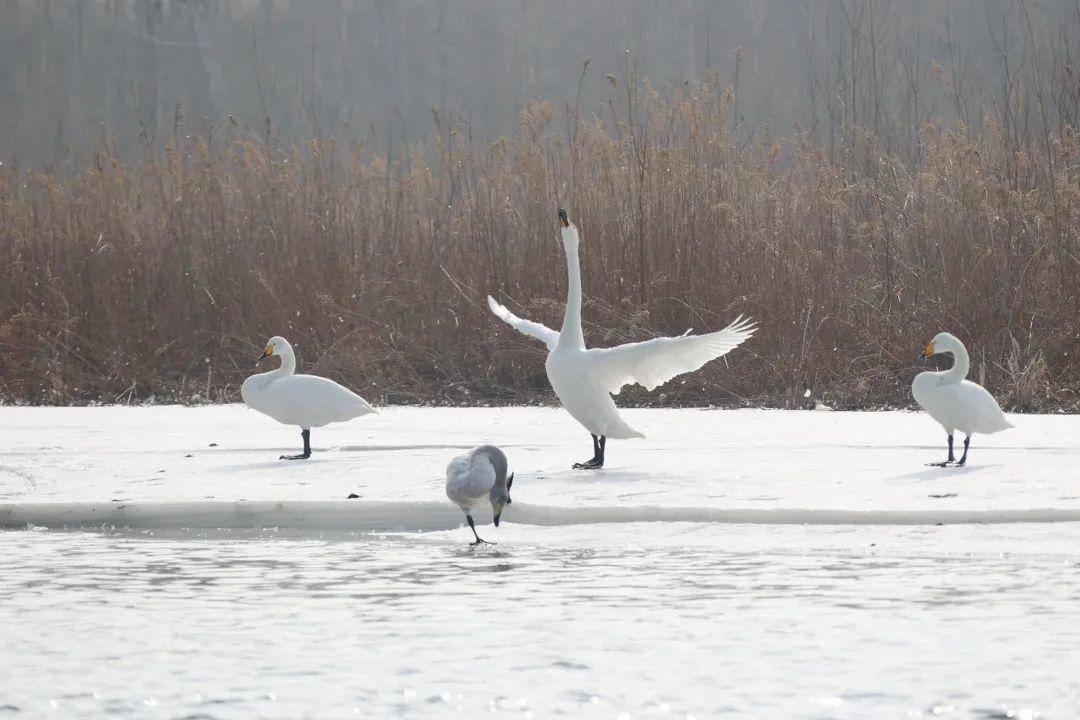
[4,524,1079,718]
[3,406,1080,717]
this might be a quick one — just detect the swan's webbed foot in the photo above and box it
[926,434,956,468]
[280,429,312,460]
[466,515,494,545]
[927,459,968,468]
[572,434,606,470]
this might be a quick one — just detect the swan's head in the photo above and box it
[257,335,290,364]
[922,332,962,359]
[489,472,513,527]
[558,208,580,251]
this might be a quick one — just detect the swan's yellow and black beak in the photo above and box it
[558,208,571,228]
[257,345,274,364]
[921,342,935,359]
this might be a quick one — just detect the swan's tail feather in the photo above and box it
[604,424,646,440]
[353,396,378,415]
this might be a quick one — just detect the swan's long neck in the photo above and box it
[944,343,969,382]
[559,234,586,348]
[472,445,507,485]
[274,345,297,378]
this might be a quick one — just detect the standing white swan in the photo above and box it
[488,209,755,469]
[912,332,1012,467]
[445,445,514,545]
[241,336,376,460]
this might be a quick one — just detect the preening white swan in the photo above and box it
[488,209,755,469]
[241,336,376,460]
[445,445,514,544]
[912,332,1012,467]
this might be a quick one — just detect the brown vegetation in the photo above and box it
[1,65,1079,410]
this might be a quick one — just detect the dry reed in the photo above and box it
[1,73,1078,410]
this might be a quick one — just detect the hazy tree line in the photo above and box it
[3,0,1079,168]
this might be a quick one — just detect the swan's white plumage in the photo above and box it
[591,315,757,395]
[912,332,1011,436]
[489,216,754,441]
[912,376,1012,435]
[445,447,499,513]
[486,296,559,350]
[545,344,646,439]
[241,336,375,431]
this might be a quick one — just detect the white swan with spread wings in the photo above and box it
[488,209,755,469]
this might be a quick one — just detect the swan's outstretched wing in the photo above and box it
[487,295,559,350]
[589,315,756,395]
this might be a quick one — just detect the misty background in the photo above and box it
[4,0,1079,167]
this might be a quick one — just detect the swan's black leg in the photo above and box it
[928,434,955,467]
[572,434,600,469]
[280,429,312,460]
[955,436,971,467]
[573,434,606,470]
[467,514,492,545]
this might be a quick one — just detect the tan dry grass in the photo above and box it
[1,75,1078,410]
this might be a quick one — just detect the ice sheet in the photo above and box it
[1,405,1078,519]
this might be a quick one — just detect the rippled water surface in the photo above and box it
[3,523,1080,719]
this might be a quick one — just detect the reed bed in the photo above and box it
[1,75,1078,410]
